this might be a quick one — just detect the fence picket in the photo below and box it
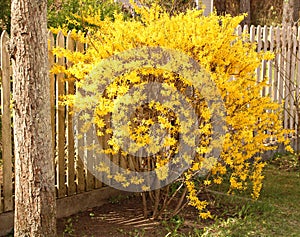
[268,26,275,99]
[296,28,300,132]
[84,34,95,191]
[279,27,286,112]
[56,31,67,198]
[274,27,281,103]
[0,33,4,214]
[75,38,85,193]
[256,25,263,84]
[66,32,76,196]
[236,25,242,36]
[243,24,249,35]
[290,26,298,131]
[0,31,13,212]
[249,25,256,42]
[48,31,56,196]
[261,25,269,96]
[284,26,292,130]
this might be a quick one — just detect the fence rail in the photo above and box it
[0,24,299,215]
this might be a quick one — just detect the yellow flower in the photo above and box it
[155,166,169,181]
[213,177,223,185]
[141,185,150,192]
[114,173,127,183]
[130,176,144,185]
[200,211,212,219]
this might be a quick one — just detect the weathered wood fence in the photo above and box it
[236,25,300,134]
[0,24,299,225]
[0,30,125,235]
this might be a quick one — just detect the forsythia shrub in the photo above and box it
[52,3,292,219]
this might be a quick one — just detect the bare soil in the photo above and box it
[56,195,208,237]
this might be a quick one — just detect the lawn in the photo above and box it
[201,164,300,237]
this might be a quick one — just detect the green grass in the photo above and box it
[199,165,300,237]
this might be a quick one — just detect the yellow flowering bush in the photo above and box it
[52,3,291,220]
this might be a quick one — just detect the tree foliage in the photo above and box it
[0,0,11,33]
[48,0,129,31]
[0,0,128,33]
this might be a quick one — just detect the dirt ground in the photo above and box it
[56,195,208,237]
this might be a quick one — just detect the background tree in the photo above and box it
[282,0,300,26]
[240,0,251,25]
[251,0,282,25]
[214,0,283,26]
[0,0,10,33]
[214,0,226,15]
[10,0,56,236]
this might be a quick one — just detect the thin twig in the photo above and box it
[142,192,148,218]
[152,189,161,219]
[172,186,188,217]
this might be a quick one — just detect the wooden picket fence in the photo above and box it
[0,30,107,216]
[236,25,300,134]
[0,24,300,216]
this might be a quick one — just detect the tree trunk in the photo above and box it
[214,0,226,15]
[240,0,251,25]
[10,0,56,236]
[282,0,300,26]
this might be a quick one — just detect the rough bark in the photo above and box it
[240,0,251,25]
[10,0,56,236]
